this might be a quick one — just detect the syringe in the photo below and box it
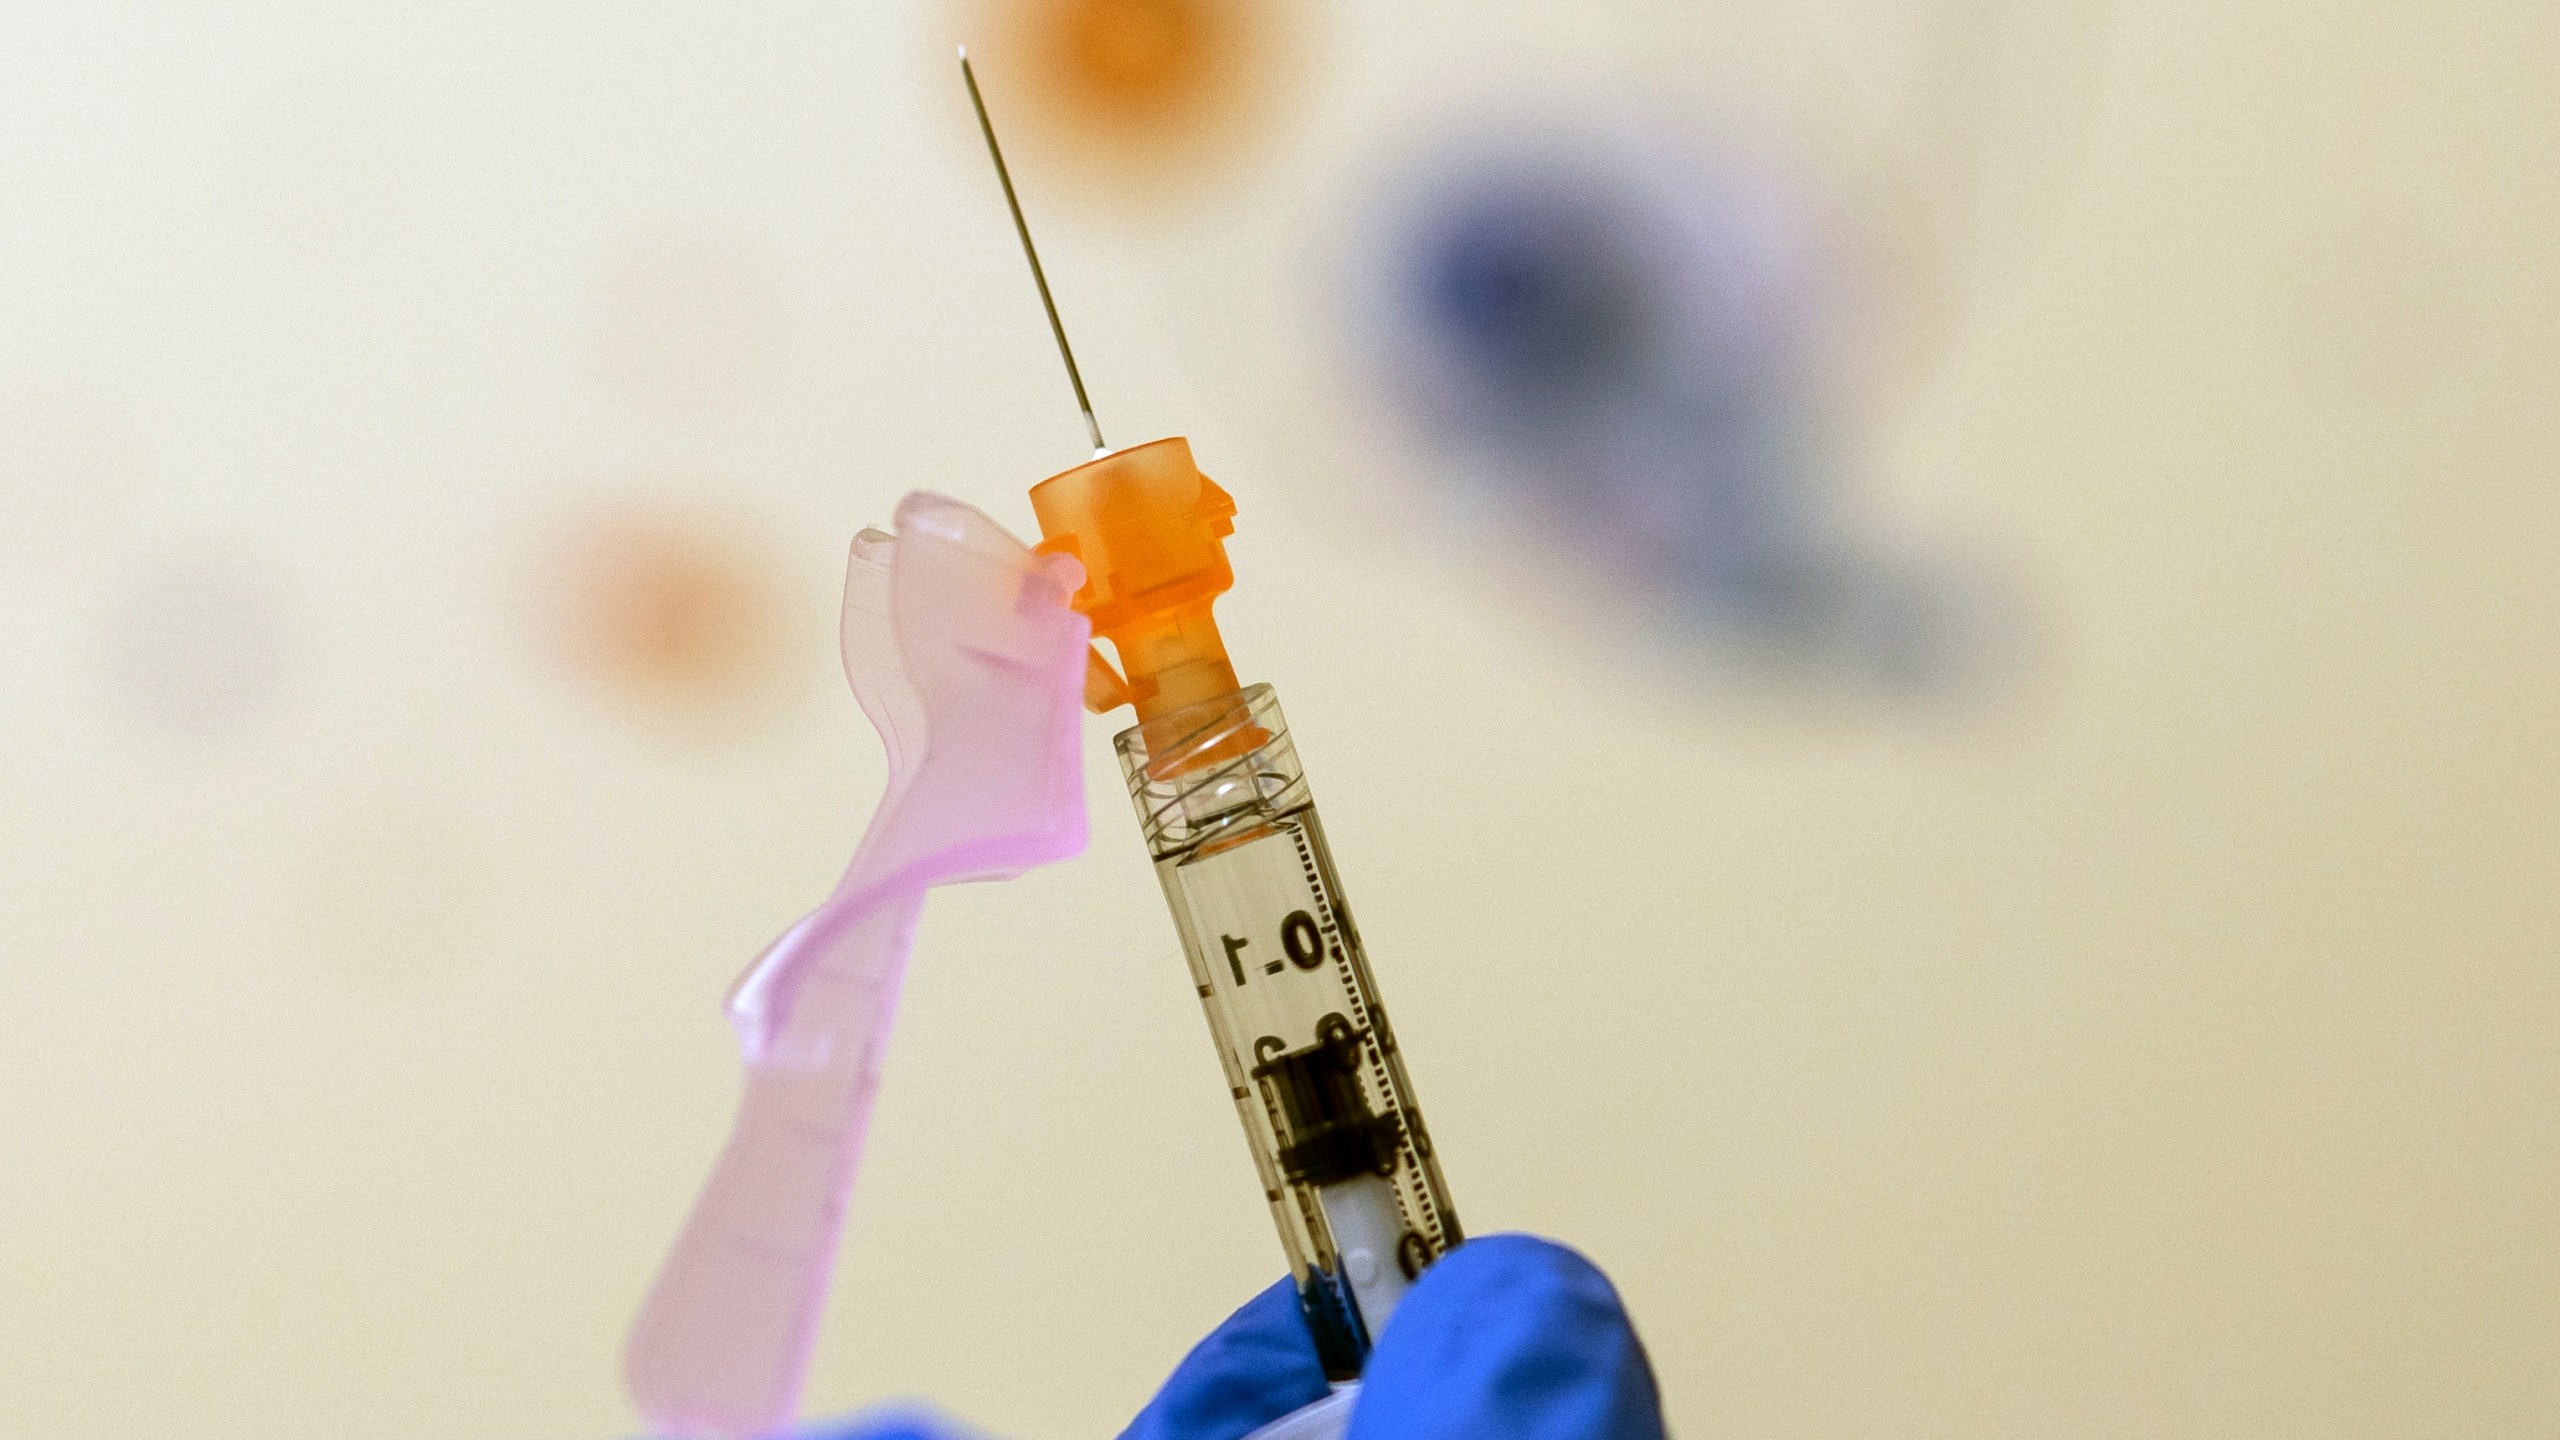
[1030,444,1463,1372]
[962,52,1462,1376]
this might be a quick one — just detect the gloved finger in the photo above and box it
[1120,1275,1334,1440]
[1347,1234,1665,1440]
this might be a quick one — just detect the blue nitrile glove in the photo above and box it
[1342,1234,1666,1440]
[803,1234,1666,1440]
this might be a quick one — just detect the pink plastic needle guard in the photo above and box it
[624,493,1090,1438]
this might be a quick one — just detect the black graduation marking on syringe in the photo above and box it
[1218,907,1329,987]
[1251,1017,1404,1187]
[1397,1230,1432,1281]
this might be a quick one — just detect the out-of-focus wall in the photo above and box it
[2,2,2553,1437]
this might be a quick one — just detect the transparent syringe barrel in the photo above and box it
[1116,683,1461,1379]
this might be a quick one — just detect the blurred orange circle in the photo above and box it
[967,0,1291,180]
[543,503,788,723]
[1043,0,1227,123]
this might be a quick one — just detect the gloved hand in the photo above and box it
[799,1234,1666,1440]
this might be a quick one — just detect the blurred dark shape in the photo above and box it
[106,562,293,736]
[1420,185,1653,417]
[539,502,788,727]
[959,0,1292,185]
[1353,117,2014,697]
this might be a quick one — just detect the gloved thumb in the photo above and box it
[1346,1234,1665,1440]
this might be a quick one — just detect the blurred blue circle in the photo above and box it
[1412,182,1650,420]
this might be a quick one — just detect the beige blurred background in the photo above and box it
[3,1,2554,1436]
